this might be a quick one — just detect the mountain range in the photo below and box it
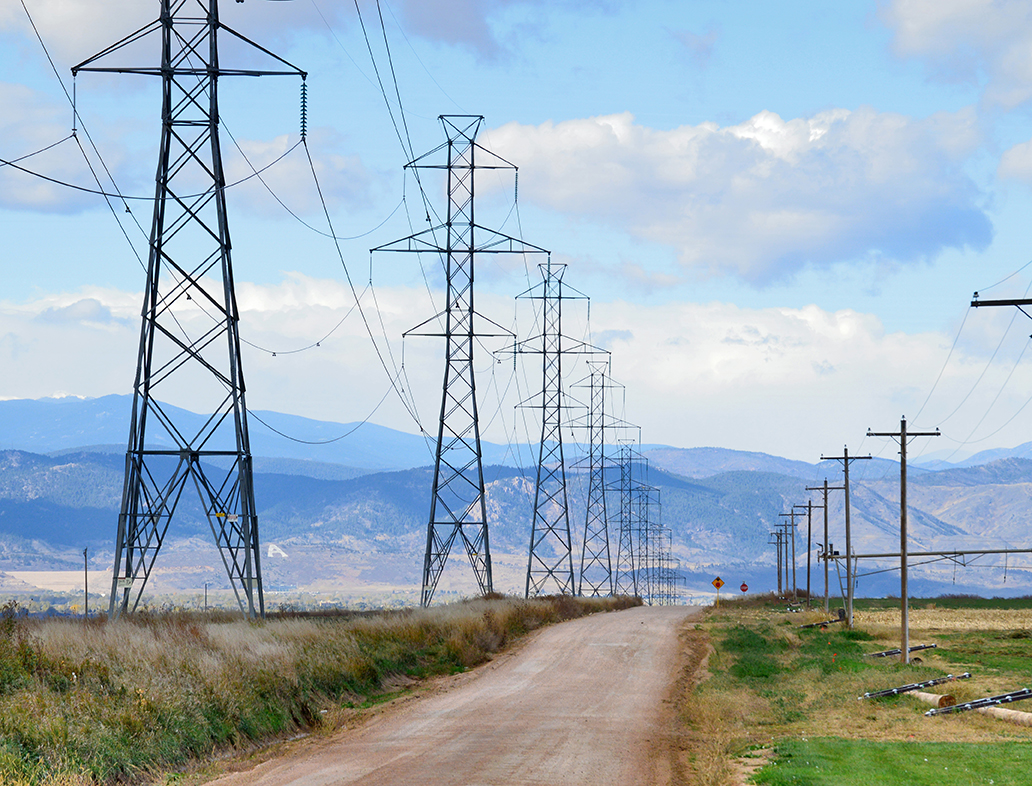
[2,395,1032,602]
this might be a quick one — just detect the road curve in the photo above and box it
[207,605,700,786]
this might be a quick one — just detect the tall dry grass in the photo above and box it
[0,595,638,785]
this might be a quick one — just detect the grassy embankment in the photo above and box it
[678,595,1032,786]
[0,594,639,785]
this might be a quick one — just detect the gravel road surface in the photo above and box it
[206,604,700,786]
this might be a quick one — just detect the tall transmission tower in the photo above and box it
[577,360,614,596]
[636,479,661,603]
[613,442,643,596]
[374,116,546,606]
[513,260,598,597]
[633,471,658,602]
[73,0,304,619]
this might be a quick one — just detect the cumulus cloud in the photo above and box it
[486,108,990,283]
[2,277,1024,462]
[35,297,124,326]
[592,299,1029,460]
[0,288,140,402]
[881,0,1032,107]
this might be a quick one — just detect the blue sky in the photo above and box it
[4,0,1032,465]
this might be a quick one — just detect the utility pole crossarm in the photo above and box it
[970,294,1032,322]
[970,296,1032,307]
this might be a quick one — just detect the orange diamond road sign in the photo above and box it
[712,577,724,590]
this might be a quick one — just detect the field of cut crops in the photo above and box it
[856,607,1032,631]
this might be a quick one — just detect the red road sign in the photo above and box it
[712,577,724,590]
[740,583,748,593]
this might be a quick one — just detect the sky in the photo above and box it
[5,0,1032,466]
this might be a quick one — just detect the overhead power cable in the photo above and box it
[379,0,464,113]
[303,138,430,440]
[18,0,148,268]
[248,380,396,445]
[976,258,1032,295]
[0,134,75,168]
[239,286,368,357]
[0,138,304,203]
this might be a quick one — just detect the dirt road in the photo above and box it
[206,604,700,786]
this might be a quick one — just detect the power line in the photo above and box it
[303,139,429,436]
[0,137,305,203]
[221,119,408,242]
[248,380,395,445]
[18,0,149,268]
[378,0,465,113]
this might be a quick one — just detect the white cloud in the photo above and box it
[486,108,989,284]
[998,137,1032,183]
[0,288,140,402]
[593,299,1032,461]
[881,0,1032,107]
[3,277,1026,463]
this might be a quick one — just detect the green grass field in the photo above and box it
[684,595,1032,786]
[754,738,1032,785]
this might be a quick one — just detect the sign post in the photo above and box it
[712,576,724,607]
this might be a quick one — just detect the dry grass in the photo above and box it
[856,607,1032,632]
[0,595,639,785]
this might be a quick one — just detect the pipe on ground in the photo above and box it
[911,691,1032,726]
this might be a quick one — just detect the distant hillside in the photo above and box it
[0,396,483,471]
[644,446,817,479]
[2,448,1031,598]
[4,396,1032,600]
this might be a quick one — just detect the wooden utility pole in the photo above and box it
[867,417,940,665]
[794,501,820,608]
[768,530,784,595]
[821,447,871,628]
[806,479,843,613]
[779,510,804,600]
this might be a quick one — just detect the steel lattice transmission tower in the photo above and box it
[577,360,614,597]
[612,443,641,596]
[73,0,304,619]
[375,116,546,606]
[513,260,596,597]
[635,478,660,604]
